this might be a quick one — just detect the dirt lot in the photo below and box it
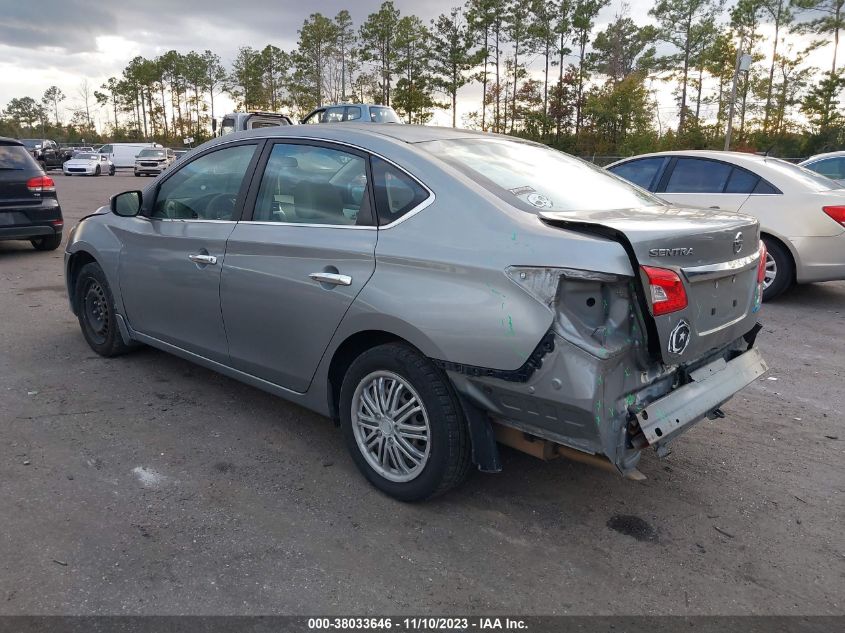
[0,171,842,615]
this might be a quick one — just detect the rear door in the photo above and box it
[658,157,753,211]
[220,140,377,392]
[117,141,262,362]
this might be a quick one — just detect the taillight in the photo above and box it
[756,241,767,284]
[822,205,845,227]
[26,175,55,193]
[641,266,688,316]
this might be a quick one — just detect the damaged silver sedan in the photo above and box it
[64,125,768,501]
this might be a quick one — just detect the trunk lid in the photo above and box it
[540,205,761,366]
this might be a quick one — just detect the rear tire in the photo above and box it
[74,262,134,357]
[761,237,794,301]
[339,343,471,501]
[30,233,62,251]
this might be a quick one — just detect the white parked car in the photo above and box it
[62,152,115,177]
[607,150,845,300]
[800,151,845,185]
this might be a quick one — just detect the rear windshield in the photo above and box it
[763,157,843,191]
[138,149,165,158]
[420,138,662,212]
[0,144,39,170]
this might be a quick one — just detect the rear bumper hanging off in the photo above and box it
[632,348,768,446]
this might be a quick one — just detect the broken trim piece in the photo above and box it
[435,330,555,383]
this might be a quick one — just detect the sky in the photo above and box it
[0,0,836,132]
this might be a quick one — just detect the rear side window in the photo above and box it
[371,157,429,224]
[753,179,779,194]
[609,157,667,191]
[346,106,362,121]
[724,166,759,193]
[665,158,732,193]
[0,144,39,170]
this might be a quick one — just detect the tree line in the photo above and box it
[1,0,843,158]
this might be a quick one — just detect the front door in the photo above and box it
[221,141,377,392]
[117,142,261,363]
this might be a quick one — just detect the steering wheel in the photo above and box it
[162,199,196,219]
[205,194,237,220]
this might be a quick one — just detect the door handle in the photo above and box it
[188,253,218,265]
[309,272,352,286]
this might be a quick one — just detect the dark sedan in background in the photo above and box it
[0,137,63,251]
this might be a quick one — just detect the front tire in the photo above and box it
[761,237,794,301]
[74,262,134,357]
[339,343,471,501]
[94,165,101,176]
[30,233,62,251]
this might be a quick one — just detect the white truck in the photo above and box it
[98,142,162,169]
[213,112,293,136]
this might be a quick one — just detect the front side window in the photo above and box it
[665,158,733,193]
[421,138,661,213]
[252,143,369,226]
[151,144,256,220]
[323,107,345,123]
[220,118,236,136]
[372,157,430,224]
[609,157,667,191]
[808,157,845,180]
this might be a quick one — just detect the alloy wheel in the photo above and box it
[763,252,777,289]
[351,370,431,483]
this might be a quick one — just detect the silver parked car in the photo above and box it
[134,147,176,177]
[301,103,402,124]
[800,151,845,185]
[65,126,768,501]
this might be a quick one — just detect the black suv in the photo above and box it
[0,137,63,250]
[19,138,69,170]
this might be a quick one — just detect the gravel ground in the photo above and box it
[0,171,842,615]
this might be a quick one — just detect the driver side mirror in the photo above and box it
[111,190,143,217]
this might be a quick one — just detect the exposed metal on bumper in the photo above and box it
[634,348,768,445]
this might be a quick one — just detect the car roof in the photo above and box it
[802,151,845,163]
[0,136,23,145]
[207,123,498,150]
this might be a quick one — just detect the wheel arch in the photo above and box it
[760,230,797,279]
[66,249,99,314]
[326,330,414,423]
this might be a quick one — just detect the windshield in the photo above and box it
[75,153,99,160]
[421,138,662,212]
[763,157,843,191]
[20,139,41,149]
[369,107,401,123]
[138,149,165,158]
